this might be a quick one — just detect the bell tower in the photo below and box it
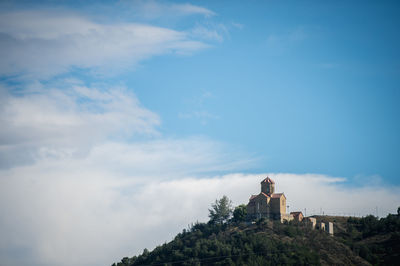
[261,177,275,195]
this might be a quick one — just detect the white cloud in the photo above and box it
[190,25,225,42]
[0,168,399,266]
[120,0,216,19]
[170,3,215,17]
[0,10,209,78]
[231,22,244,30]
[0,83,397,265]
[179,91,220,125]
[0,78,255,265]
[0,84,160,168]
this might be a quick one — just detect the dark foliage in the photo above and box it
[112,221,320,266]
[231,204,247,223]
[343,213,400,265]
[113,208,400,266]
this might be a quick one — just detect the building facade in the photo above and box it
[290,211,304,222]
[247,177,289,222]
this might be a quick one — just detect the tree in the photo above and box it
[208,195,233,224]
[232,204,247,222]
[397,206,400,216]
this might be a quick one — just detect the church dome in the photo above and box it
[260,176,275,184]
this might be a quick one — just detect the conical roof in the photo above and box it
[260,176,275,184]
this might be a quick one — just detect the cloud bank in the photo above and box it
[0,81,255,266]
[1,168,399,266]
[0,9,209,78]
[1,80,397,266]
[0,84,160,168]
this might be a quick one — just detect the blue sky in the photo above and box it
[0,1,399,265]
[32,0,400,184]
[146,0,400,183]
[138,0,400,183]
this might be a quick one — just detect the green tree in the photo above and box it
[397,206,400,216]
[208,195,233,224]
[232,204,247,222]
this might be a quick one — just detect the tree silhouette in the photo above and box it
[232,204,247,222]
[208,195,233,224]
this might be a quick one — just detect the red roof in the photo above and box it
[260,176,275,184]
[249,195,258,200]
[249,192,270,201]
[270,193,284,198]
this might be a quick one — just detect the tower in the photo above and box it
[261,176,275,195]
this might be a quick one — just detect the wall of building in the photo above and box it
[261,182,274,195]
[247,195,271,219]
[280,197,286,214]
[270,196,286,215]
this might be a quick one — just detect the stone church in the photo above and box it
[247,177,289,222]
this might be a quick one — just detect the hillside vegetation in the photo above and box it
[113,202,400,266]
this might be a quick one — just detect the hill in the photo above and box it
[112,213,400,265]
[315,214,400,264]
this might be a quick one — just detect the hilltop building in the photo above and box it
[290,211,304,222]
[305,217,317,229]
[246,177,290,222]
